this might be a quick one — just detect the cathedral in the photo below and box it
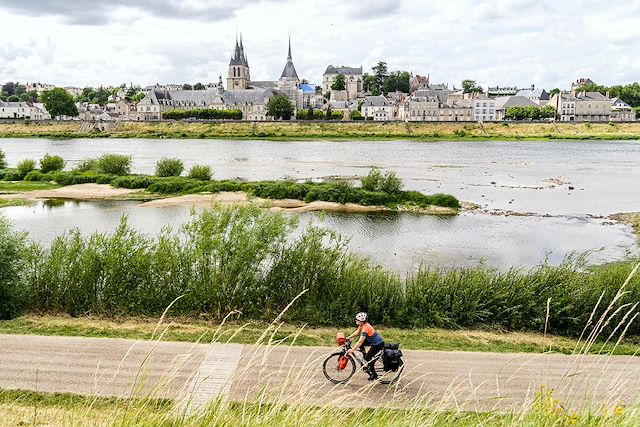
[226,34,304,110]
[138,35,314,121]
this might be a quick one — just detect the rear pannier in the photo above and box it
[382,344,403,372]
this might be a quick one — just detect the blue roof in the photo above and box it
[300,83,315,94]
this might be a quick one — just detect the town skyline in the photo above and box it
[1,0,639,90]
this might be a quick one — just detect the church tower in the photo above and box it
[227,34,250,90]
[279,37,300,86]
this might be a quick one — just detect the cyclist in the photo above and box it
[346,312,385,380]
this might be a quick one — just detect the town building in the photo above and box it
[401,90,473,122]
[0,101,49,119]
[361,95,394,121]
[472,95,496,121]
[515,87,550,106]
[574,91,611,122]
[322,65,363,101]
[494,96,539,121]
[610,97,636,122]
[549,92,576,121]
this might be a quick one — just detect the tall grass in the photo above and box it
[2,205,639,338]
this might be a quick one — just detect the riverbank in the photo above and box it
[2,120,640,140]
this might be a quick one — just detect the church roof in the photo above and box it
[280,38,299,80]
[229,34,249,67]
[323,65,363,75]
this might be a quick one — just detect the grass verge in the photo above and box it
[2,315,639,356]
[0,180,60,193]
[3,120,640,140]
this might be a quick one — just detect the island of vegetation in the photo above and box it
[0,151,461,214]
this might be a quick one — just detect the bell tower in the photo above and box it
[227,34,250,90]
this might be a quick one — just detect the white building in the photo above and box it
[549,92,576,121]
[610,97,636,122]
[0,101,50,119]
[361,95,394,121]
[515,87,550,106]
[473,95,496,121]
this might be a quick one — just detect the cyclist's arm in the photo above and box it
[351,335,366,351]
[347,329,359,340]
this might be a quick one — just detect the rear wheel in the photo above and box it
[378,359,404,385]
[323,352,356,384]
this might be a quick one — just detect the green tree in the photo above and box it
[331,74,346,91]
[549,88,561,96]
[462,79,483,94]
[41,88,79,118]
[2,82,17,96]
[39,154,65,173]
[372,61,388,95]
[383,71,410,94]
[0,148,7,169]
[267,95,294,120]
[182,83,193,90]
[541,105,556,119]
[363,73,376,92]
[0,217,29,320]
[193,82,206,90]
[307,105,314,120]
[7,95,19,102]
[155,158,184,177]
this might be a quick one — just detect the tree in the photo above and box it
[331,74,346,91]
[549,88,561,96]
[41,88,79,118]
[19,90,38,102]
[383,71,410,94]
[372,61,389,95]
[182,83,193,90]
[462,79,483,94]
[267,95,294,120]
[2,82,16,96]
[307,105,314,120]
[7,95,19,102]
[193,82,205,90]
[541,105,556,119]
[363,73,376,92]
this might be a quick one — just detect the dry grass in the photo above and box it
[2,120,640,140]
[3,314,640,356]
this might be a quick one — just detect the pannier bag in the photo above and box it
[382,344,403,372]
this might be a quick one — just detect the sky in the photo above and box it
[1,0,640,90]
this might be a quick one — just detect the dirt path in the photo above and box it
[3,183,143,200]
[1,334,639,412]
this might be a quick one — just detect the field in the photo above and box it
[2,120,640,140]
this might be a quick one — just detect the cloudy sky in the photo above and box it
[1,0,639,90]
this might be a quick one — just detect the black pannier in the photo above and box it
[382,344,403,372]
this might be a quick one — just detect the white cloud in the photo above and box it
[0,0,638,89]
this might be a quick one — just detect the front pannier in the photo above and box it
[382,345,403,372]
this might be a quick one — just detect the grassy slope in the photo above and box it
[2,120,640,140]
[0,181,60,192]
[2,315,639,356]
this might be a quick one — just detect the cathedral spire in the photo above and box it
[280,37,299,81]
[287,36,292,61]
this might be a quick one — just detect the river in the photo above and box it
[0,138,638,271]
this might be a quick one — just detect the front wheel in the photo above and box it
[323,352,356,384]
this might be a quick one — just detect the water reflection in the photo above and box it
[2,200,636,272]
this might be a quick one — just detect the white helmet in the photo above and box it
[355,312,368,322]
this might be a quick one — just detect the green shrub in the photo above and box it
[111,175,155,189]
[146,177,205,194]
[16,159,36,179]
[39,153,65,173]
[360,168,403,194]
[23,171,44,182]
[96,154,131,175]
[155,158,184,177]
[0,149,7,169]
[188,165,212,180]
[74,158,98,172]
[361,168,383,191]
[0,216,30,319]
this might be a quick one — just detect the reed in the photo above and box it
[2,205,638,339]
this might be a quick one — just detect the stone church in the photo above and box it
[137,35,306,121]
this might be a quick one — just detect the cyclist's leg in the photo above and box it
[364,343,384,377]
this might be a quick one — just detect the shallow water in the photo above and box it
[1,138,639,215]
[1,200,636,271]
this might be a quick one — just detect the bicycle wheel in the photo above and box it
[323,352,357,384]
[378,359,404,385]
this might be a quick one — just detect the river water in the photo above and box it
[0,138,638,271]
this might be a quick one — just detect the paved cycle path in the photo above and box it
[2,333,640,412]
